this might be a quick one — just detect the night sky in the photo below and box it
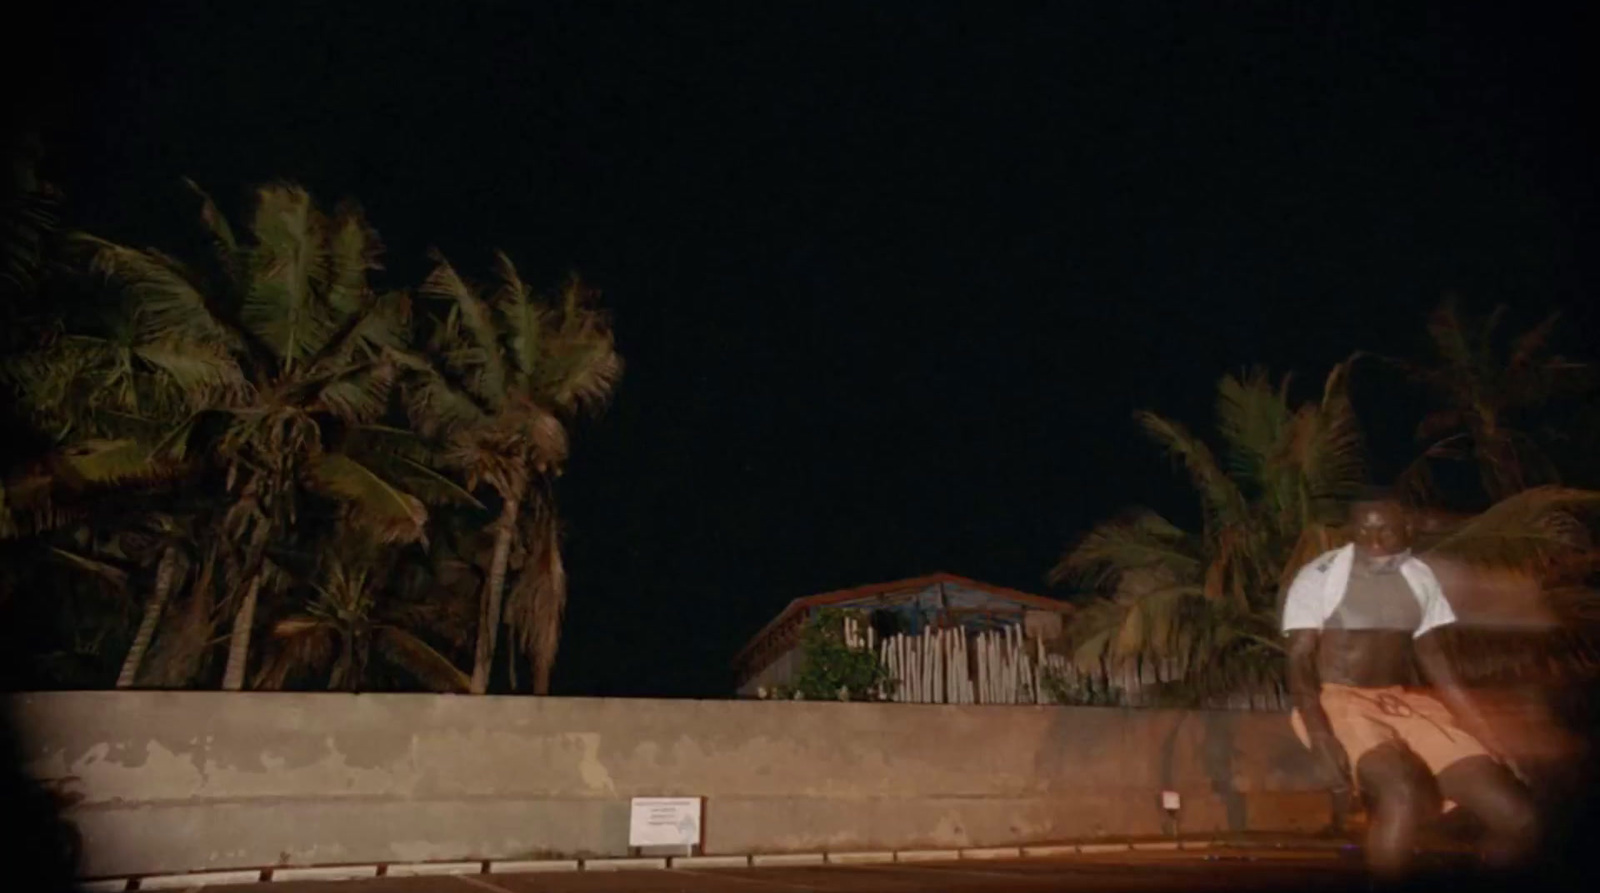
[17,2,1598,697]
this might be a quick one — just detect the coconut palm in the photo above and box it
[1050,360,1366,703]
[405,252,620,694]
[252,532,471,692]
[66,181,442,690]
[1,131,59,347]
[1394,298,1590,506]
[1415,486,1600,683]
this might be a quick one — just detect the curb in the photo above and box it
[384,861,485,877]
[581,857,668,871]
[1021,844,1079,857]
[895,849,962,862]
[488,860,580,873]
[960,846,1022,860]
[136,870,264,889]
[80,837,1390,887]
[669,855,751,869]
[751,853,825,867]
[270,866,377,882]
[825,851,896,865]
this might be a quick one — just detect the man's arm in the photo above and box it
[1408,561,1509,761]
[1414,631,1506,759]
[1287,629,1351,792]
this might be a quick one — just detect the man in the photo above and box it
[1282,490,1538,882]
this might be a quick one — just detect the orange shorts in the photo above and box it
[1290,684,1490,779]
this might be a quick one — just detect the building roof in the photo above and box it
[733,572,1071,676]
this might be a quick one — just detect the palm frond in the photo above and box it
[132,339,246,404]
[366,453,483,510]
[1135,410,1249,532]
[546,335,623,414]
[48,546,131,589]
[1424,298,1473,377]
[1415,408,1467,444]
[59,439,179,487]
[1424,486,1600,572]
[1050,510,1199,590]
[503,496,567,693]
[1215,368,1291,488]
[243,183,339,366]
[306,453,429,545]
[419,251,506,404]
[74,235,236,349]
[1277,360,1366,523]
[181,178,240,276]
[324,200,383,315]
[345,424,438,463]
[492,251,544,377]
[252,616,335,690]
[541,274,623,413]
[307,361,397,424]
[375,626,470,693]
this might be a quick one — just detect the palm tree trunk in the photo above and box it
[116,546,179,689]
[221,575,262,691]
[471,494,521,694]
[529,499,566,696]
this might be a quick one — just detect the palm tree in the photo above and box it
[1050,360,1366,703]
[67,181,441,690]
[252,532,471,692]
[1416,486,1600,684]
[406,252,620,694]
[1394,298,1589,506]
[1,131,59,349]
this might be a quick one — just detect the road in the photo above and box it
[184,847,1520,893]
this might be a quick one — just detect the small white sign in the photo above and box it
[1161,790,1181,811]
[628,797,703,848]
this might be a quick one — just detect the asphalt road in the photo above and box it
[185,848,1529,893]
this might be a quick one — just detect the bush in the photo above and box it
[774,608,895,702]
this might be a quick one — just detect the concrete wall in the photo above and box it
[11,692,1332,878]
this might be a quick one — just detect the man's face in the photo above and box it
[1351,501,1412,558]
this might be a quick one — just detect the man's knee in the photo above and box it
[1357,743,1440,820]
[1357,744,1438,881]
[1438,755,1539,858]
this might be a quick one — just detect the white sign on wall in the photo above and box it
[628,797,703,848]
[1161,790,1181,811]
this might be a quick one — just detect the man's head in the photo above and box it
[1349,488,1413,558]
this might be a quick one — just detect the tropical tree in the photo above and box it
[1415,486,1600,684]
[1393,298,1590,507]
[57,181,445,690]
[405,252,620,694]
[251,531,471,692]
[1,131,60,349]
[1049,360,1367,703]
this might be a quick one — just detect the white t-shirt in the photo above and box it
[1280,544,1456,638]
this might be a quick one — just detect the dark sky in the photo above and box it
[19,2,1599,696]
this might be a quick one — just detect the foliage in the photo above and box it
[778,608,894,701]
[1054,316,1600,705]
[403,251,620,694]
[0,177,618,695]
[1390,299,1590,507]
[1039,666,1122,706]
[251,534,470,692]
[1050,360,1365,704]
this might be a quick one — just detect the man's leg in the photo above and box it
[1436,756,1539,869]
[1356,742,1438,883]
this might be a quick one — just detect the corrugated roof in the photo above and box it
[733,572,1071,670]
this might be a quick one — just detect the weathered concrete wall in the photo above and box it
[11,692,1331,878]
